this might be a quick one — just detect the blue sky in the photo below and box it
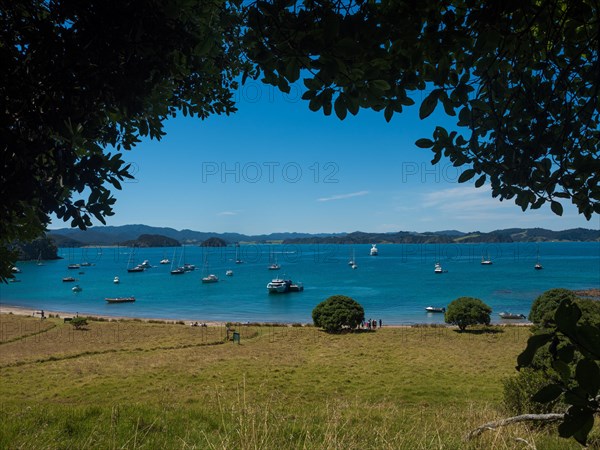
[52,81,598,234]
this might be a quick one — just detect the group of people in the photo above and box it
[361,318,382,330]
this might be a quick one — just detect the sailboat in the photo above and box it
[235,243,244,264]
[268,248,280,270]
[201,255,218,283]
[37,251,44,266]
[170,248,185,275]
[348,248,357,269]
[481,253,492,265]
[534,247,543,270]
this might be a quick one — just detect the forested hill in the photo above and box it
[46,225,599,246]
[282,228,600,244]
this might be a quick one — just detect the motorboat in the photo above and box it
[425,306,445,313]
[160,258,170,264]
[62,277,76,282]
[105,297,136,303]
[80,262,93,267]
[434,263,444,274]
[267,278,290,293]
[499,312,526,319]
[113,276,120,284]
[267,278,303,293]
[11,266,21,273]
[370,244,378,256]
[481,257,493,265]
[170,267,185,275]
[268,263,281,270]
[71,285,82,292]
[226,270,233,276]
[140,260,151,269]
[67,264,81,270]
[201,274,219,283]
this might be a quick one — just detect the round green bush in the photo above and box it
[528,288,579,326]
[444,296,491,331]
[312,295,365,333]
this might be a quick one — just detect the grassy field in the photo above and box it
[0,314,597,449]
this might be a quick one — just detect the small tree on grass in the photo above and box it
[70,317,88,330]
[312,295,364,333]
[445,297,491,331]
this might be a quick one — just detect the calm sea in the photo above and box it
[2,242,599,325]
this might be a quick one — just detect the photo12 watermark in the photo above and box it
[201,161,340,184]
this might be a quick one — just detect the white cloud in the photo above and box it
[317,190,369,202]
[217,211,238,216]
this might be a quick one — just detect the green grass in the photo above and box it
[0,315,597,448]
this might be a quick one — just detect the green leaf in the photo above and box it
[575,359,600,396]
[415,138,434,148]
[384,105,393,122]
[517,333,553,368]
[334,96,347,120]
[551,200,564,216]
[558,407,594,444]
[372,80,391,91]
[531,384,563,403]
[552,359,571,382]
[458,169,476,183]
[474,174,486,188]
[419,89,441,119]
[555,300,581,337]
[576,324,600,359]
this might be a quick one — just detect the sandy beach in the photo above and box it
[0,304,227,327]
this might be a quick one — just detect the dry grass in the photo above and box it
[0,315,596,449]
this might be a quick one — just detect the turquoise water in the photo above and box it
[2,242,599,325]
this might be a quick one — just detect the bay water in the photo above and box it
[3,242,598,325]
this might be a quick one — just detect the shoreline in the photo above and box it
[0,303,534,328]
[0,304,228,327]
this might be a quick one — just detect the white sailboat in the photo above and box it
[348,248,357,269]
[268,248,280,270]
[534,247,543,270]
[235,243,243,264]
[201,255,218,283]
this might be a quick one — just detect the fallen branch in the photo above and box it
[466,413,565,440]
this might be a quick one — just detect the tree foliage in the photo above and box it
[528,288,581,327]
[517,299,600,445]
[70,316,88,330]
[312,295,365,333]
[244,0,600,220]
[0,0,246,280]
[444,296,491,331]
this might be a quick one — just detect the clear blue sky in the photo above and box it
[51,81,598,234]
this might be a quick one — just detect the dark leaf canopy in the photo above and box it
[244,0,600,219]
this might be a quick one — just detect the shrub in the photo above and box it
[502,368,566,417]
[444,297,491,331]
[70,317,88,330]
[312,295,364,333]
[528,288,579,326]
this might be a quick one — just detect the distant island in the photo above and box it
[45,225,600,247]
[10,237,60,261]
[200,237,227,247]
[119,234,181,248]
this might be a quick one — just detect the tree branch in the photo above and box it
[466,413,565,440]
